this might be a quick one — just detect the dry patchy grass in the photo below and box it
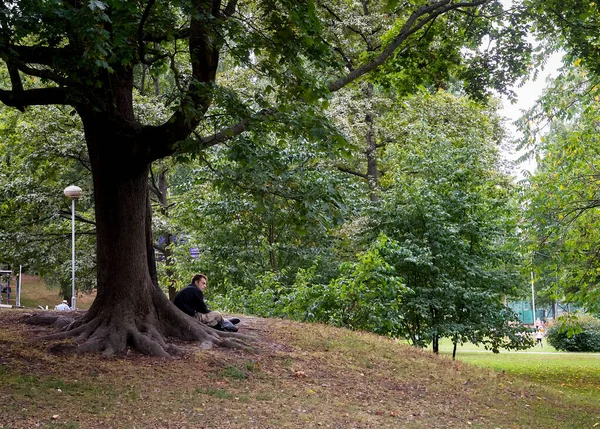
[5,275,96,310]
[0,310,598,429]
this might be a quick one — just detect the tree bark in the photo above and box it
[26,105,246,356]
[150,165,177,300]
[364,83,379,202]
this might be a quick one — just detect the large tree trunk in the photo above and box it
[16,0,237,356]
[30,109,245,356]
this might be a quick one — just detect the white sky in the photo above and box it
[497,0,564,178]
[501,52,564,124]
[496,0,563,124]
[500,51,564,179]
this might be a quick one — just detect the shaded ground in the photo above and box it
[0,310,598,428]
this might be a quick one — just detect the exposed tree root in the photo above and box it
[24,306,253,357]
[26,313,74,329]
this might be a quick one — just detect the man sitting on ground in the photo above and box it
[55,300,71,311]
[173,274,239,332]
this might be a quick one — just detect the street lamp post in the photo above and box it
[64,185,82,310]
[531,268,536,325]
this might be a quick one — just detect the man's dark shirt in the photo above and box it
[173,283,210,317]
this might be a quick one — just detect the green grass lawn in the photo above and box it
[449,351,600,411]
[434,336,559,353]
[1,310,599,428]
[403,335,600,418]
[431,337,600,418]
[4,282,600,427]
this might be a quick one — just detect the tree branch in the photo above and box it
[11,60,68,85]
[0,45,69,66]
[337,166,368,180]
[0,43,72,87]
[0,87,68,110]
[143,27,191,43]
[327,0,489,92]
[141,0,236,43]
[197,108,277,148]
[320,3,375,50]
[138,0,157,65]
[6,61,24,110]
[58,211,96,226]
[7,61,23,91]
[141,0,224,157]
[223,0,238,17]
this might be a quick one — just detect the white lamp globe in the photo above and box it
[63,185,82,199]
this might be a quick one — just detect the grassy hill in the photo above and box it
[0,309,599,428]
[2,274,95,309]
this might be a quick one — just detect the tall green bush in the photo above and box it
[547,315,600,352]
[290,235,406,335]
[211,235,406,337]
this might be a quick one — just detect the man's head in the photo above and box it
[192,274,207,291]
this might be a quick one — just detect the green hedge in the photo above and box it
[546,315,600,352]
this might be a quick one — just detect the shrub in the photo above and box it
[211,235,407,337]
[210,271,289,318]
[279,235,406,335]
[546,314,600,352]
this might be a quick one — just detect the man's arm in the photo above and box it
[194,290,211,314]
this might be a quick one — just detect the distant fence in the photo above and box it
[508,300,579,324]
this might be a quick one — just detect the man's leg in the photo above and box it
[196,311,224,327]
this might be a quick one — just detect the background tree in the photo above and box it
[0,103,96,299]
[210,91,531,356]
[516,0,600,314]
[373,91,528,354]
[168,124,349,292]
[522,66,600,313]
[521,0,600,78]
